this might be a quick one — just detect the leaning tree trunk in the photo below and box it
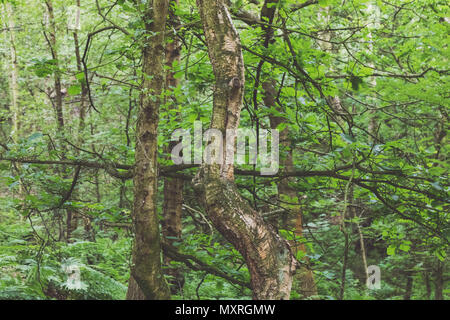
[194,0,296,300]
[126,0,170,300]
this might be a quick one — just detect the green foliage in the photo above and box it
[0,0,448,301]
[0,211,130,300]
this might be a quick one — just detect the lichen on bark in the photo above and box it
[195,0,297,299]
[127,0,171,300]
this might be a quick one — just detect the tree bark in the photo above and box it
[2,2,24,199]
[162,176,184,293]
[195,0,296,300]
[66,0,89,240]
[44,0,64,132]
[4,2,19,141]
[127,0,171,300]
[44,0,77,242]
[424,271,431,300]
[403,271,413,300]
[265,80,318,298]
[161,0,185,295]
[434,260,444,300]
[125,275,146,300]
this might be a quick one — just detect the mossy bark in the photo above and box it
[162,0,185,295]
[127,0,170,300]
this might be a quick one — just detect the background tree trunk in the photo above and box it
[434,260,444,300]
[2,2,24,199]
[44,0,64,132]
[4,2,19,141]
[265,80,318,298]
[403,271,414,300]
[257,0,317,299]
[161,0,185,295]
[44,0,76,242]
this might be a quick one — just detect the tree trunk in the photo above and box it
[434,260,444,300]
[67,0,89,240]
[162,176,184,293]
[4,2,19,141]
[264,80,318,298]
[44,0,64,132]
[403,272,413,300]
[126,275,146,300]
[354,208,369,286]
[127,0,171,300]
[424,271,431,300]
[45,0,77,242]
[3,2,24,199]
[161,0,185,295]
[256,0,317,299]
[195,0,296,300]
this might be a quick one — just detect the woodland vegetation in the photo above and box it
[0,0,448,300]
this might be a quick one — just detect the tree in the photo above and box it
[194,0,297,299]
[127,0,171,300]
[3,1,19,141]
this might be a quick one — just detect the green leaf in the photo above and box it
[277,122,288,132]
[75,72,86,83]
[399,243,410,252]
[387,245,396,256]
[318,0,331,7]
[68,85,82,96]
